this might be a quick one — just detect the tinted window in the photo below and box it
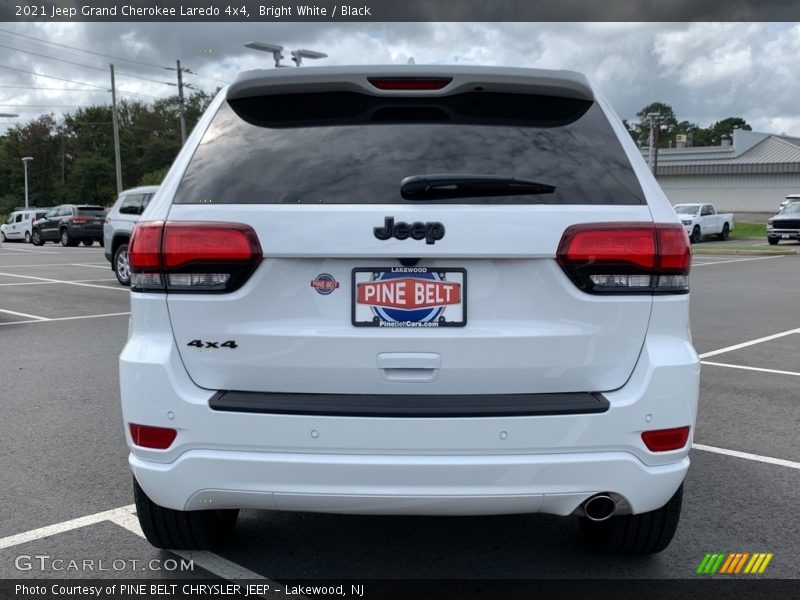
[57,207,71,217]
[119,194,144,215]
[175,92,644,206]
[45,209,57,218]
[142,194,153,212]
[15,214,22,223]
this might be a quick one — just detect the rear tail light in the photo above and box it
[368,77,452,90]
[642,426,691,452]
[73,215,88,223]
[557,222,691,294]
[129,221,262,293]
[129,423,177,450]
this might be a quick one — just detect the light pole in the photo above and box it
[245,42,327,67]
[22,157,33,208]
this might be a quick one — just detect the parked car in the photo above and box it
[31,204,107,246]
[673,203,734,243]
[778,193,800,211]
[767,202,800,244]
[103,186,159,285]
[123,65,698,555]
[1,208,47,243]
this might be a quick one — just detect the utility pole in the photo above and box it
[176,60,187,145]
[110,64,122,195]
[646,112,661,176]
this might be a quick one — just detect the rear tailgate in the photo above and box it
[162,68,655,395]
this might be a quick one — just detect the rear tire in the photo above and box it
[24,231,31,243]
[718,223,730,241]
[690,226,701,244]
[579,484,683,555]
[31,229,43,246]
[133,478,238,550]
[767,236,780,246]
[61,229,78,247]
[114,243,131,286]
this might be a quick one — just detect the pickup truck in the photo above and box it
[673,203,734,243]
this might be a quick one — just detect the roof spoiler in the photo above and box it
[227,65,594,102]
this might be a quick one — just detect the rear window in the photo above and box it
[77,206,106,215]
[119,194,145,215]
[175,92,645,206]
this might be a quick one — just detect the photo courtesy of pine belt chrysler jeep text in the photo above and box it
[121,65,699,555]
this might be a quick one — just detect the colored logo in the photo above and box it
[310,273,339,295]
[357,269,460,324]
[696,552,774,574]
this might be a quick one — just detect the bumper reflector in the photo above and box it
[129,423,177,450]
[641,426,690,452]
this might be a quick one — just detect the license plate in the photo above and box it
[783,234,790,239]
[352,267,466,328]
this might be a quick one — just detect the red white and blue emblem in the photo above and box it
[310,273,339,295]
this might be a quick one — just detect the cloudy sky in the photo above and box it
[2,22,800,137]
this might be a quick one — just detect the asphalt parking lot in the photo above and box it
[0,243,798,585]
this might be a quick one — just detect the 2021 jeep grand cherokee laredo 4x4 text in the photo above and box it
[122,66,698,555]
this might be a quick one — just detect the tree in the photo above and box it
[139,166,170,186]
[703,117,752,146]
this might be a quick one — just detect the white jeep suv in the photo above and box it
[122,66,699,555]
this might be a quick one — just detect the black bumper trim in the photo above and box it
[209,390,609,418]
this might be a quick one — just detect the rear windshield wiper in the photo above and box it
[400,174,556,200]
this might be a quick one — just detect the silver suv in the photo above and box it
[103,186,159,285]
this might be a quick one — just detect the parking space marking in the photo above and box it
[0,247,58,254]
[701,361,800,378]
[0,308,48,321]
[71,263,112,269]
[0,279,117,287]
[0,262,108,268]
[693,444,800,471]
[0,271,129,292]
[699,328,800,359]
[0,312,130,326]
[0,505,137,551]
[692,255,784,267]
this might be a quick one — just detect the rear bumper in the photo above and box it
[121,294,699,516]
[130,449,688,515]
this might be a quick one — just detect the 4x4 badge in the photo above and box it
[374,217,445,245]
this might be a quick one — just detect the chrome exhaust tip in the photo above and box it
[583,494,617,522]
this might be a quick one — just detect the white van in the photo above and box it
[1,209,48,244]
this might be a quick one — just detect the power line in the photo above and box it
[183,68,230,85]
[0,41,177,86]
[0,28,171,72]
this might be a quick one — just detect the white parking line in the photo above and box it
[0,246,58,254]
[0,505,136,551]
[0,312,130,326]
[693,444,800,470]
[699,328,800,359]
[0,262,108,268]
[0,308,48,321]
[0,505,278,588]
[0,271,128,292]
[702,361,800,377]
[71,263,111,269]
[0,279,117,287]
[692,255,784,267]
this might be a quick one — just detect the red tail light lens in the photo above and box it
[642,426,691,452]
[73,215,88,223]
[557,222,691,294]
[129,423,177,450]
[129,221,262,293]
[368,77,452,90]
